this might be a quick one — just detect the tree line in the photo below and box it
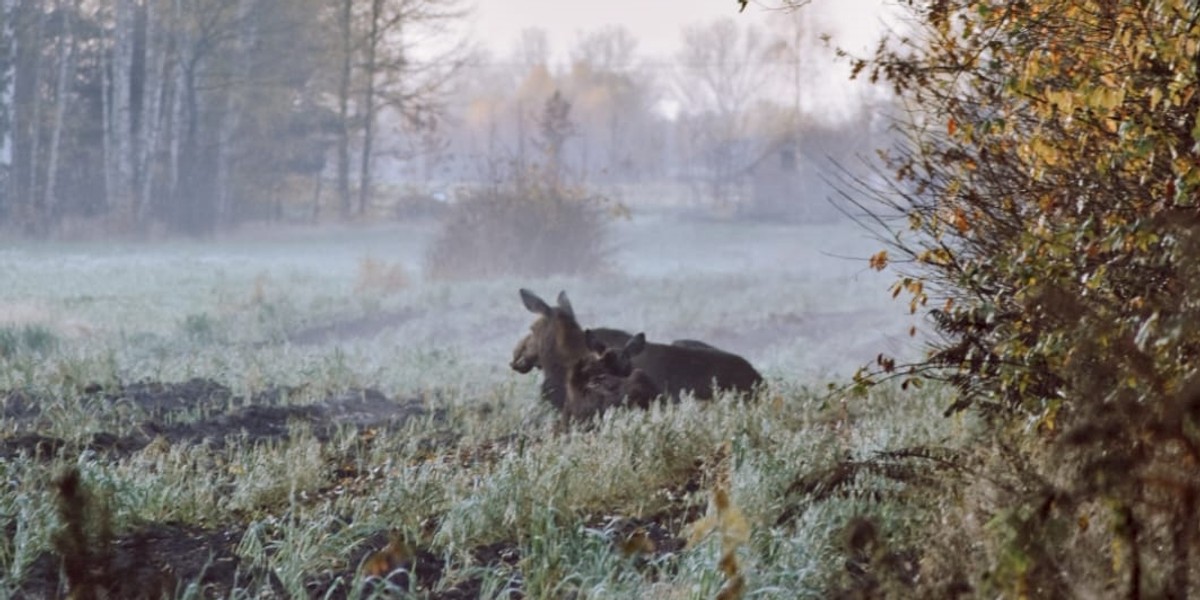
[0,1,881,237]
[0,0,465,236]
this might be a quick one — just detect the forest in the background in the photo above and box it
[0,0,885,237]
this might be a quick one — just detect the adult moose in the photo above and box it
[513,289,764,404]
[515,288,590,411]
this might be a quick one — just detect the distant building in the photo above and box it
[741,136,838,223]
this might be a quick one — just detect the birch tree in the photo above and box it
[334,0,353,219]
[9,1,46,231]
[674,18,774,212]
[134,0,170,224]
[355,0,382,216]
[329,0,470,220]
[214,0,256,227]
[0,0,15,214]
[107,0,135,228]
[42,0,80,232]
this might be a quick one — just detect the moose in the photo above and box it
[513,288,764,413]
[512,288,657,421]
[563,333,661,422]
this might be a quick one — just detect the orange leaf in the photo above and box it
[953,207,970,233]
[869,250,889,271]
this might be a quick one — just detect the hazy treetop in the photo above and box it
[467,0,895,63]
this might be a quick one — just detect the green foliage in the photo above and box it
[847,0,1200,595]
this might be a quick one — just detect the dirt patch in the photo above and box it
[17,521,269,599]
[2,378,238,423]
[99,377,239,419]
[0,432,66,460]
[309,531,522,600]
[138,388,433,450]
[1,389,41,421]
[0,380,439,461]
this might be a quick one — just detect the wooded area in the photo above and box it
[0,1,882,237]
[0,0,466,236]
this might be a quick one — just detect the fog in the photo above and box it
[0,0,917,386]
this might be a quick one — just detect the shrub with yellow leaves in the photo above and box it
[841,0,1200,596]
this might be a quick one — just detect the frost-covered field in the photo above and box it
[0,216,954,599]
[0,215,913,393]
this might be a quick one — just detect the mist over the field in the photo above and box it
[0,0,912,386]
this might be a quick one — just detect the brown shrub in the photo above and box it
[424,174,615,280]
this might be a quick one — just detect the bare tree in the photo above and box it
[0,0,15,206]
[356,0,383,217]
[674,18,774,211]
[565,25,661,182]
[214,0,256,227]
[334,0,353,219]
[764,8,821,121]
[136,0,172,225]
[42,0,81,232]
[107,0,136,229]
[353,0,470,218]
[512,27,549,73]
[569,25,637,75]
[9,0,47,231]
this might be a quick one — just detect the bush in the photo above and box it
[841,1,1200,596]
[424,170,615,280]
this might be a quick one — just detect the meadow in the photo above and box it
[0,215,969,598]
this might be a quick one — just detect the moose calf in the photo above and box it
[563,333,662,423]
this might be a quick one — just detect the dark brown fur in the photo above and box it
[512,291,765,407]
[564,333,661,422]
[513,328,721,374]
[583,329,764,401]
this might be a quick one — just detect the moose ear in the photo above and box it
[520,289,552,315]
[556,291,575,319]
[625,332,647,357]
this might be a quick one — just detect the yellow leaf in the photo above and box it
[685,513,719,548]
